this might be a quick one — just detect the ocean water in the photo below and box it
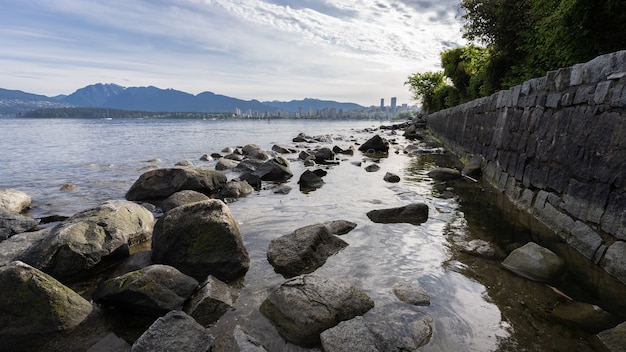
[1,117,571,351]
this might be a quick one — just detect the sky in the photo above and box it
[0,0,466,107]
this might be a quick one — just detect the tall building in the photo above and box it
[391,97,397,112]
[380,98,384,110]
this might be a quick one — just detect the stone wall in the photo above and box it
[426,51,626,291]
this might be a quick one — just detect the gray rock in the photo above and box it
[320,304,433,352]
[0,188,32,213]
[595,321,626,352]
[126,168,227,201]
[211,326,267,352]
[220,180,254,199]
[298,170,325,191]
[175,159,194,167]
[0,228,50,265]
[551,301,618,333]
[501,242,566,283]
[112,250,153,277]
[272,145,297,154]
[161,190,210,212]
[0,261,94,350]
[87,332,131,352]
[216,158,240,171]
[242,144,270,160]
[234,159,265,173]
[462,156,483,178]
[383,172,401,183]
[365,164,380,172]
[603,241,626,285]
[332,145,355,155]
[366,203,429,225]
[151,199,250,282]
[199,154,213,161]
[320,220,358,236]
[260,274,374,347]
[131,310,211,352]
[0,208,40,240]
[184,275,234,327]
[358,135,389,153]
[267,222,350,277]
[252,157,293,182]
[17,200,155,281]
[92,264,199,315]
[427,167,462,181]
[272,184,292,194]
[314,147,335,164]
[461,239,506,259]
[392,281,430,306]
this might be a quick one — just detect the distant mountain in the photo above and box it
[0,88,71,117]
[0,83,366,117]
[264,98,363,113]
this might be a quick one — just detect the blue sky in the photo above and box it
[0,0,465,106]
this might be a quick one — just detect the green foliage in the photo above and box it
[405,72,446,113]
[441,45,490,101]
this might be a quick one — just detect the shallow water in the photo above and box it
[0,118,598,351]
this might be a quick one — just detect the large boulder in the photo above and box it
[184,275,235,327]
[427,167,462,182]
[0,261,95,350]
[320,304,433,352]
[220,180,254,199]
[267,222,351,277]
[551,301,618,333]
[501,242,566,283]
[211,326,267,352]
[125,168,227,201]
[260,274,374,347]
[92,264,199,315]
[0,189,32,213]
[298,170,325,192]
[366,203,429,225]
[252,157,293,182]
[131,310,211,352]
[358,135,389,153]
[160,190,210,212]
[151,199,250,282]
[0,228,51,265]
[17,200,155,281]
[595,321,626,352]
[0,208,39,240]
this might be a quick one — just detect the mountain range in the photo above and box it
[0,84,365,117]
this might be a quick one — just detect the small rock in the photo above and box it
[462,239,506,259]
[0,189,31,213]
[383,172,401,183]
[427,167,462,181]
[365,164,380,172]
[175,160,193,167]
[60,183,76,191]
[131,310,212,352]
[502,242,566,283]
[392,281,431,306]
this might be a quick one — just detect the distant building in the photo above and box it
[391,97,397,112]
[380,98,384,110]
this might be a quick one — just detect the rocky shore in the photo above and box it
[0,118,623,351]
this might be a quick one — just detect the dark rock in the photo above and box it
[0,208,40,240]
[112,250,153,277]
[272,185,292,194]
[234,159,264,173]
[365,164,380,172]
[92,264,198,315]
[0,261,95,351]
[0,228,50,265]
[427,167,462,181]
[87,332,131,352]
[272,145,298,154]
[502,242,566,283]
[151,199,250,282]
[333,145,355,155]
[461,239,506,259]
[131,310,211,352]
[260,274,374,347]
[595,321,626,352]
[462,156,483,178]
[0,188,32,213]
[551,301,618,333]
[17,200,155,281]
[211,326,267,352]
[392,281,430,306]
[366,203,429,225]
[220,180,254,199]
[238,172,262,190]
[216,158,240,170]
[292,132,309,143]
[314,147,336,164]
[126,168,227,201]
[358,135,389,153]
[184,275,234,327]
[267,222,350,277]
[298,170,325,191]
[383,172,401,183]
[252,157,293,182]
[161,190,210,212]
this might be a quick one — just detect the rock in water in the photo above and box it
[501,242,565,283]
[0,208,40,240]
[358,135,389,153]
[160,190,210,212]
[125,168,227,201]
[366,203,429,225]
[427,167,462,181]
[260,274,374,347]
[184,275,235,327]
[0,261,94,350]
[151,199,250,282]
[131,310,212,352]
[0,189,32,213]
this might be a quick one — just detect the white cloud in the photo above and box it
[0,0,465,106]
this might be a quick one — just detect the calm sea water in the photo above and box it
[1,118,512,350]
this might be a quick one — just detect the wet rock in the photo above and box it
[234,159,264,173]
[383,172,401,183]
[0,208,40,240]
[501,242,566,283]
[551,301,618,333]
[366,203,429,225]
[358,135,389,153]
[272,144,297,154]
[200,154,213,161]
[260,274,374,347]
[87,332,131,352]
[211,325,267,352]
[320,219,357,236]
[267,222,351,277]
[238,172,262,190]
[216,158,240,171]
[151,199,250,282]
[273,184,292,194]
[320,304,433,352]
[113,250,153,276]
[0,188,32,213]
[333,145,355,155]
[292,132,309,143]
[595,321,626,352]
[392,281,431,306]
[365,164,380,172]
[220,180,254,199]
[92,264,198,315]
[131,310,211,352]
[0,261,95,351]
[0,228,50,265]
[314,147,336,164]
[184,275,234,327]
[60,183,76,191]
[298,170,325,191]
[427,167,462,181]
[462,239,506,259]
[175,159,193,167]
[252,157,293,182]
[161,190,210,212]
[242,144,270,160]
[126,168,227,201]
[17,200,155,281]
[462,155,483,178]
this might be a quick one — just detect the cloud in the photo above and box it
[0,0,465,106]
